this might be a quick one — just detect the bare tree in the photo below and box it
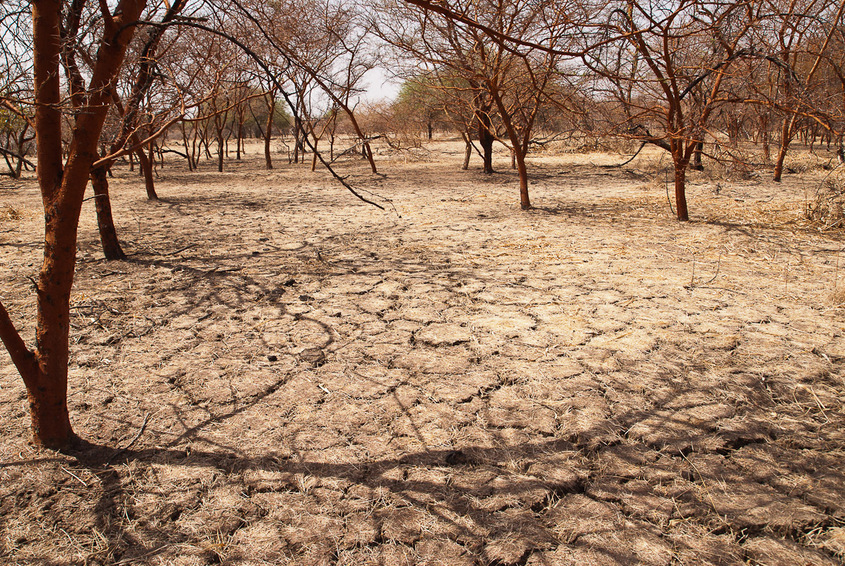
[223,0,381,173]
[746,0,845,181]
[0,0,148,449]
[378,0,578,209]
[0,4,36,178]
[582,0,756,221]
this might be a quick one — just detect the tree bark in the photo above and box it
[90,166,127,260]
[516,149,530,210]
[461,131,471,170]
[691,141,704,171]
[674,161,690,222]
[479,121,494,174]
[146,143,158,199]
[773,115,796,182]
[264,98,274,170]
[10,0,148,449]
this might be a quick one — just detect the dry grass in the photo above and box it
[0,204,22,222]
[0,139,843,565]
[806,168,845,231]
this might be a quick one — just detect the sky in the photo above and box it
[361,67,403,103]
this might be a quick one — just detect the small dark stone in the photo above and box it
[267,355,278,362]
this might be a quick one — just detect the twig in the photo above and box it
[600,141,647,168]
[60,465,89,487]
[105,412,150,465]
[685,253,722,290]
[665,168,675,216]
[161,243,197,256]
[123,412,150,451]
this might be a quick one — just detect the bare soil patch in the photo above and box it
[1,139,844,565]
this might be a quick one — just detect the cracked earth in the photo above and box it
[1,140,844,565]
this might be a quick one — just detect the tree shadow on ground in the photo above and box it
[3,186,842,566]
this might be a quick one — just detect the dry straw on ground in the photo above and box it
[1,140,843,565]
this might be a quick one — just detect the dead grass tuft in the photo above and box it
[0,204,22,221]
[806,169,845,230]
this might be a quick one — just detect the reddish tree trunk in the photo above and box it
[515,149,530,210]
[0,0,148,449]
[144,143,158,199]
[90,167,127,260]
[773,115,795,182]
[265,99,274,170]
[674,162,689,222]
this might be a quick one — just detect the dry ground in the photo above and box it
[1,139,844,565]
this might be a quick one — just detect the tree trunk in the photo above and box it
[480,132,494,174]
[761,117,771,161]
[478,114,494,174]
[691,141,704,171]
[136,147,158,200]
[264,99,274,170]
[515,147,530,210]
[90,166,127,260]
[674,160,689,222]
[216,124,225,172]
[180,123,194,171]
[773,115,795,182]
[293,116,303,163]
[461,132,471,170]
[6,0,147,449]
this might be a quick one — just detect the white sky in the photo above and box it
[361,67,402,103]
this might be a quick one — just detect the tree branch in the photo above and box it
[0,299,37,385]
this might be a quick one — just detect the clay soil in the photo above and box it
[1,139,844,565]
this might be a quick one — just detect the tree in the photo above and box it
[583,0,756,221]
[0,0,150,449]
[393,75,447,140]
[225,0,381,173]
[0,3,36,178]
[747,0,845,181]
[379,0,577,209]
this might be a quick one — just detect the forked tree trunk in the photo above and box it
[691,141,704,171]
[180,122,194,171]
[0,0,147,449]
[477,113,495,174]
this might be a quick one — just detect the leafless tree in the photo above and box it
[0,0,149,449]
[378,0,580,209]
[582,0,756,221]
[744,0,845,180]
